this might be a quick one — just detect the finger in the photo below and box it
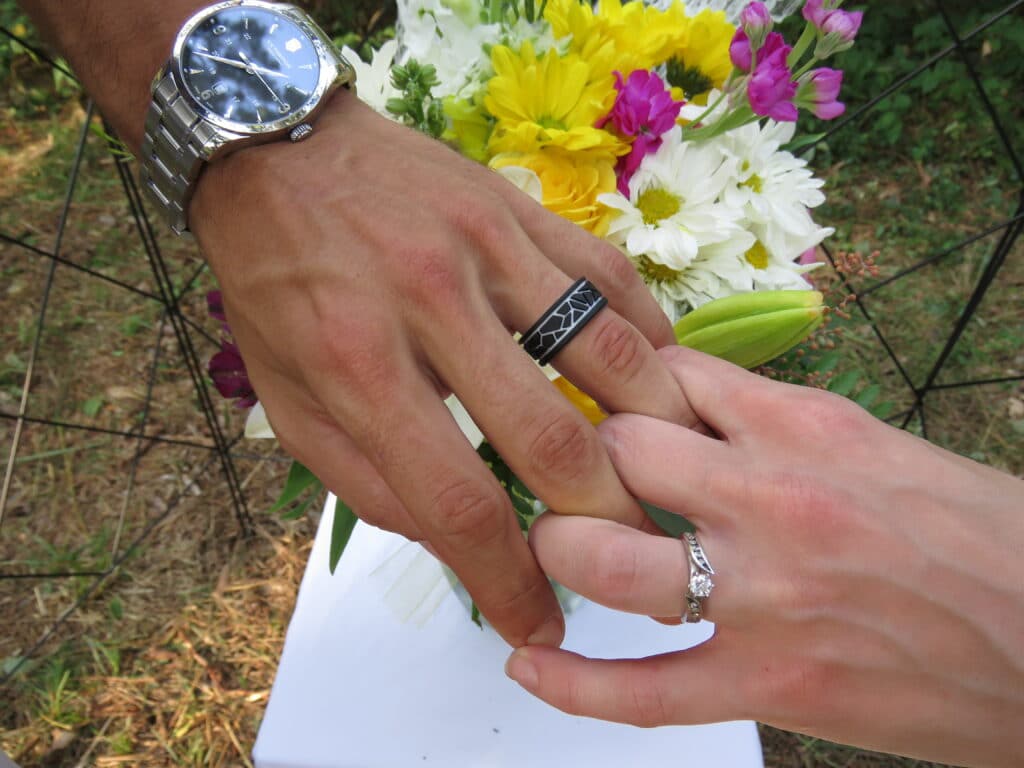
[487,245,698,429]
[529,514,736,622]
[242,362,425,541]
[311,353,564,649]
[597,411,736,527]
[504,643,741,727]
[424,306,651,530]
[498,184,675,350]
[656,345,780,440]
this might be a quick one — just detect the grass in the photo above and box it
[0,1,1022,767]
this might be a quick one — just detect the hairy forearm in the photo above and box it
[19,0,208,150]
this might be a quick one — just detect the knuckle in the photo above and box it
[591,318,646,383]
[429,477,509,545]
[747,657,830,716]
[527,410,601,487]
[597,242,642,290]
[790,388,870,440]
[402,246,468,311]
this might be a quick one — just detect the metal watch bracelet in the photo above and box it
[139,73,226,236]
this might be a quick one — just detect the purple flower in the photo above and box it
[209,340,258,408]
[599,70,683,195]
[740,2,773,50]
[207,290,227,324]
[803,0,863,54]
[206,289,258,408]
[742,32,798,121]
[797,67,845,119]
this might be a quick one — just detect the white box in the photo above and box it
[254,498,764,768]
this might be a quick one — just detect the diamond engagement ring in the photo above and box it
[682,531,715,623]
[520,278,608,367]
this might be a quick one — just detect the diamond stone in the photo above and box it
[689,573,714,599]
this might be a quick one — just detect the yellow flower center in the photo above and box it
[538,115,568,131]
[636,187,681,225]
[745,241,770,270]
[742,173,764,194]
[635,254,683,284]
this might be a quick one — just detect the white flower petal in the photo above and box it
[445,394,484,449]
[244,402,276,439]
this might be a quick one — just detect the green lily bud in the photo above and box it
[674,290,825,369]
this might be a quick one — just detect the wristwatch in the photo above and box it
[140,0,356,234]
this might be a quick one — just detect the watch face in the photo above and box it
[179,5,322,129]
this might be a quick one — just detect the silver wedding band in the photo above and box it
[520,278,608,366]
[682,531,715,623]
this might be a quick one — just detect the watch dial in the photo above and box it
[180,6,321,127]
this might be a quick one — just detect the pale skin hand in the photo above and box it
[19,0,696,649]
[506,345,1024,767]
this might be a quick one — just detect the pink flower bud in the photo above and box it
[740,2,774,49]
[796,67,845,119]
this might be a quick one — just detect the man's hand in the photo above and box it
[191,91,697,648]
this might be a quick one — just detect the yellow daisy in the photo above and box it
[665,8,736,103]
[484,42,626,157]
[544,0,688,76]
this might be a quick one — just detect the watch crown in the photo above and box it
[289,124,314,142]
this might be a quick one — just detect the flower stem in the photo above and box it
[788,22,818,69]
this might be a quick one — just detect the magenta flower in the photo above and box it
[803,0,863,55]
[730,28,755,72]
[206,289,258,408]
[207,290,227,325]
[599,70,683,195]
[744,33,798,121]
[209,340,258,408]
[796,67,845,119]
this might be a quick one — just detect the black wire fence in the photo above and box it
[0,0,1021,719]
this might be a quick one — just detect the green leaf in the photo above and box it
[279,490,322,521]
[328,498,358,575]
[871,401,895,420]
[640,501,694,537]
[269,460,320,514]
[108,597,123,621]
[82,396,104,417]
[810,351,841,374]
[828,370,861,398]
[855,384,882,409]
[782,132,826,153]
[470,602,482,628]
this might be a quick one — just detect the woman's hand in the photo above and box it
[507,345,1024,768]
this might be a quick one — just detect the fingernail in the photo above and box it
[505,649,538,691]
[526,615,564,648]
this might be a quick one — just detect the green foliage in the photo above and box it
[387,59,446,138]
[328,498,358,574]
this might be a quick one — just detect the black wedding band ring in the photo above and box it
[520,278,608,367]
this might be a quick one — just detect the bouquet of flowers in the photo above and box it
[209,0,864,579]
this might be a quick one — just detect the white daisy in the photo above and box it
[719,119,833,253]
[598,126,754,321]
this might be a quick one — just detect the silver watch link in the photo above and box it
[140,0,356,235]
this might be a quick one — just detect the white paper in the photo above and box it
[254,498,764,768]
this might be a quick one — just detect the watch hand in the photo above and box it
[194,51,246,69]
[238,50,289,104]
[194,50,288,78]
